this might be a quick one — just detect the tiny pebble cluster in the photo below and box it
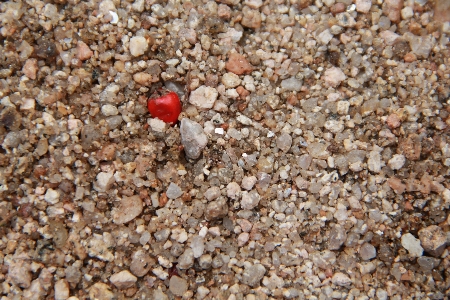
[0,0,450,299]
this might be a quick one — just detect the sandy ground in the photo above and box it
[0,0,450,299]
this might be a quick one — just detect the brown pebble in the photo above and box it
[226,53,253,75]
[331,3,346,15]
[298,0,313,9]
[434,0,450,23]
[33,165,47,178]
[398,134,422,161]
[205,73,219,87]
[97,144,116,161]
[76,41,93,61]
[238,103,247,111]
[353,211,365,219]
[22,58,38,80]
[387,177,406,194]
[181,192,191,202]
[385,0,403,23]
[404,53,417,62]
[253,112,262,121]
[401,271,412,281]
[159,192,168,207]
[236,86,250,98]
[139,189,149,200]
[408,21,423,36]
[287,94,298,106]
[125,287,137,297]
[404,201,414,211]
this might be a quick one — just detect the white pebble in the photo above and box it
[129,36,148,57]
[44,188,60,204]
[388,154,406,170]
[101,104,118,116]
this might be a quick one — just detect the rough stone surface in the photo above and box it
[356,0,372,13]
[130,250,154,277]
[166,182,183,199]
[241,6,261,28]
[0,1,448,299]
[276,133,293,152]
[401,233,424,257]
[241,176,257,190]
[130,36,148,57]
[44,188,60,204]
[204,186,221,201]
[54,279,70,300]
[328,224,347,250]
[178,248,194,269]
[241,190,261,210]
[22,58,38,79]
[76,41,93,60]
[241,264,266,287]
[94,172,115,192]
[113,195,143,224]
[180,118,208,159]
[418,225,447,257]
[226,53,253,75]
[189,85,218,109]
[222,72,241,88]
[360,243,377,260]
[169,276,188,296]
[8,260,31,288]
[110,270,137,289]
[89,283,115,300]
[332,272,352,287]
[133,72,153,85]
[323,67,346,87]
[227,182,241,199]
[205,198,228,220]
[281,77,302,91]
[388,154,405,170]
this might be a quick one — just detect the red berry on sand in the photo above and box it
[147,91,182,125]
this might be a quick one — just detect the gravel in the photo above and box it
[0,0,449,298]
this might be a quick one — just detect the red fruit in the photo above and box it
[147,91,182,125]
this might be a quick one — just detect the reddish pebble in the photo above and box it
[22,58,38,80]
[226,53,253,75]
[147,91,182,125]
[386,113,401,129]
[404,201,414,211]
[387,177,406,194]
[236,86,250,98]
[76,41,93,61]
[331,3,346,15]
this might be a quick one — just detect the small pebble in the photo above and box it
[226,53,253,75]
[418,225,447,257]
[169,276,188,296]
[401,233,424,257]
[129,36,148,57]
[113,195,143,224]
[180,118,208,159]
[332,272,352,287]
[109,270,137,289]
[189,86,218,109]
